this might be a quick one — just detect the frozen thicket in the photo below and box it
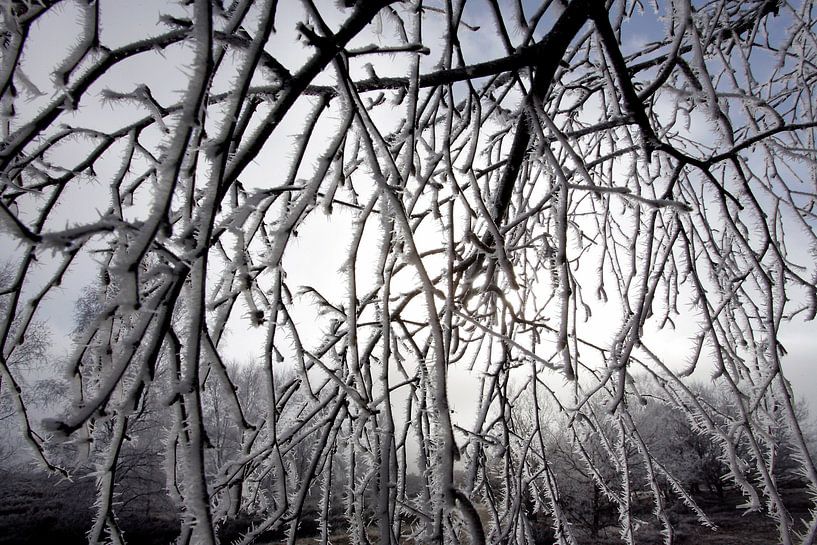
[1,1,817,544]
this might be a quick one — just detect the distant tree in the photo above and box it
[0,262,57,466]
[1,2,817,545]
[633,386,729,498]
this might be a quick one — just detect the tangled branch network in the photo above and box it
[1,1,817,544]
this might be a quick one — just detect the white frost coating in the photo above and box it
[1,1,817,545]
